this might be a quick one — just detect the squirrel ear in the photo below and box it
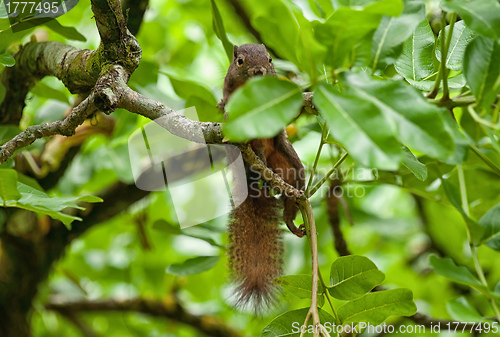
[233,45,239,59]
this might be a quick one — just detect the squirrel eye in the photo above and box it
[269,56,272,63]
[237,57,244,66]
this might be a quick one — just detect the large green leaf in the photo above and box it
[395,20,435,81]
[337,288,417,325]
[441,0,500,40]
[223,76,303,141]
[210,0,233,62]
[328,255,385,300]
[166,256,220,276]
[371,2,424,71]
[463,36,500,110]
[262,307,336,337]
[435,20,476,71]
[429,255,483,288]
[316,0,403,69]
[478,202,500,251]
[276,274,325,307]
[0,169,21,205]
[343,72,455,160]
[314,82,403,170]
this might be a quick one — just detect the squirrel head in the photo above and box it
[231,44,276,79]
[222,44,276,101]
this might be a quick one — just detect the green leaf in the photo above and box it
[4,181,103,228]
[168,76,219,123]
[478,202,500,251]
[166,256,219,276]
[371,2,424,71]
[447,297,485,322]
[30,82,70,104]
[463,36,500,110]
[316,0,403,68]
[254,5,325,80]
[0,52,15,67]
[441,0,500,40]
[210,0,233,62]
[43,19,86,42]
[337,288,417,325]
[395,20,436,81]
[0,169,22,205]
[401,147,428,181]
[343,72,455,160]
[262,307,336,337]
[224,76,303,141]
[276,274,325,307]
[314,82,403,170]
[152,220,222,247]
[405,73,466,91]
[152,219,182,234]
[435,21,476,71]
[429,255,483,288]
[328,255,385,300]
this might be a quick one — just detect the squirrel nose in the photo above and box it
[249,67,267,76]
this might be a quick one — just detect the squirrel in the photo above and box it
[219,44,305,311]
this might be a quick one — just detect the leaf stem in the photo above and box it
[439,12,453,102]
[306,122,329,194]
[470,146,500,178]
[308,153,349,198]
[468,105,500,130]
[318,270,340,323]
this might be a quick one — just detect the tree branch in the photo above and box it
[46,298,243,337]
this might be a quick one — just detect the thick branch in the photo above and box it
[0,42,99,124]
[0,65,131,164]
[46,298,243,337]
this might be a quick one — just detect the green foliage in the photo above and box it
[337,288,417,325]
[2,0,500,335]
[0,169,102,227]
[328,255,385,300]
[430,255,483,288]
[224,76,303,140]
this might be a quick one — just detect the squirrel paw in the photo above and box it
[292,224,306,238]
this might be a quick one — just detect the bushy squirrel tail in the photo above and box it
[228,193,283,312]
